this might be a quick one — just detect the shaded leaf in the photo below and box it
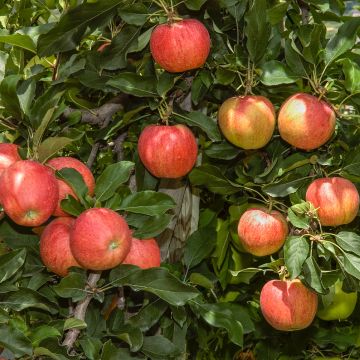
[37,137,74,163]
[0,248,26,284]
[260,60,299,85]
[284,236,309,279]
[0,324,33,357]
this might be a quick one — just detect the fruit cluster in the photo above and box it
[0,145,161,277]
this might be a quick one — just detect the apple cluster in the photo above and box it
[0,144,161,277]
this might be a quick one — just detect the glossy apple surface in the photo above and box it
[0,143,21,176]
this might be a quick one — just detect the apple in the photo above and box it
[306,177,359,226]
[138,124,198,178]
[150,18,210,73]
[260,279,318,331]
[237,207,288,256]
[278,93,336,150]
[218,96,276,149]
[122,237,161,269]
[0,143,21,176]
[46,156,96,217]
[0,160,58,226]
[70,208,132,270]
[40,217,80,277]
[317,280,357,321]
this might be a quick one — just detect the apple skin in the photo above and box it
[0,160,59,226]
[138,124,198,178]
[70,208,132,271]
[150,18,210,73]
[218,96,276,149]
[260,279,318,331]
[40,217,80,277]
[46,157,96,217]
[237,208,288,256]
[278,93,336,150]
[317,280,357,321]
[306,177,359,226]
[122,237,161,269]
[0,143,21,176]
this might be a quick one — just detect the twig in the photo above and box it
[298,0,310,24]
[113,132,128,161]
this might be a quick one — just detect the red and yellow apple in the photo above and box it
[150,18,210,73]
[70,208,131,270]
[260,279,318,331]
[237,207,288,256]
[306,177,359,226]
[278,93,336,150]
[0,160,58,226]
[40,217,80,277]
[218,95,276,149]
[122,237,161,269]
[0,143,21,176]
[46,156,95,217]
[138,124,198,178]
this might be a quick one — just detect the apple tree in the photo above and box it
[0,0,360,359]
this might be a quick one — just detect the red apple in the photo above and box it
[70,208,132,270]
[138,124,198,178]
[46,157,95,217]
[218,96,276,149]
[150,18,210,73]
[278,93,336,150]
[237,207,288,256]
[260,279,318,331]
[306,177,359,226]
[122,237,161,269]
[0,160,58,226]
[0,143,21,176]
[40,217,80,277]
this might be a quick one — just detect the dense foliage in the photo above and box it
[0,0,359,359]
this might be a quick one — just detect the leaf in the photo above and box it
[229,268,261,284]
[185,0,208,10]
[0,249,26,283]
[0,34,36,53]
[0,74,22,118]
[110,325,143,352]
[79,336,103,360]
[53,272,87,301]
[260,60,299,85]
[284,236,309,279]
[56,168,88,204]
[184,226,217,269]
[60,195,85,217]
[37,0,123,56]
[0,51,9,83]
[284,39,308,77]
[29,325,61,347]
[324,18,360,66]
[0,324,33,357]
[119,191,176,216]
[34,347,69,360]
[141,335,181,359]
[132,213,173,238]
[205,141,241,160]
[342,251,360,280]
[342,58,360,92]
[303,257,326,294]
[118,4,149,26]
[173,111,222,142]
[95,161,135,202]
[262,177,308,197]
[101,340,143,360]
[335,232,360,255]
[287,208,310,229]
[17,78,36,116]
[64,318,87,331]
[107,73,158,97]
[37,137,74,163]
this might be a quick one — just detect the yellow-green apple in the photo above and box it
[0,160,58,226]
[0,143,21,176]
[138,124,198,178]
[46,157,95,217]
[278,93,336,150]
[237,207,288,256]
[317,280,357,321]
[260,279,318,331]
[122,237,161,269]
[306,177,359,226]
[70,208,131,270]
[217,96,276,149]
[150,18,210,73]
[40,217,80,277]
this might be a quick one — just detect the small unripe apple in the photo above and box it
[306,177,359,226]
[70,208,132,271]
[237,207,288,256]
[0,160,58,226]
[150,18,210,73]
[138,124,198,178]
[122,237,161,269]
[260,279,318,331]
[40,217,80,277]
[0,143,21,176]
[46,157,96,217]
[218,96,276,149]
[278,93,336,150]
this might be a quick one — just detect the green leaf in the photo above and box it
[267,2,288,25]
[118,4,149,25]
[303,257,326,294]
[185,0,208,10]
[29,325,61,347]
[0,248,26,283]
[141,335,181,359]
[34,347,69,360]
[95,161,135,202]
[119,191,176,216]
[173,111,222,142]
[287,208,310,229]
[342,58,360,92]
[157,72,178,97]
[53,272,87,301]
[205,141,241,160]
[0,34,36,53]
[64,318,87,331]
[284,236,309,279]
[262,177,308,197]
[284,39,308,77]
[335,232,360,254]
[56,168,88,204]
[37,0,123,56]
[0,74,22,118]
[132,213,173,238]
[101,340,143,360]
[17,78,36,116]
[37,137,74,163]
[0,324,33,357]
[342,251,360,280]
[79,336,103,360]
[260,60,299,85]
[111,325,143,352]
[60,195,85,217]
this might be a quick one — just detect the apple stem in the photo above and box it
[278,266,289,281]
